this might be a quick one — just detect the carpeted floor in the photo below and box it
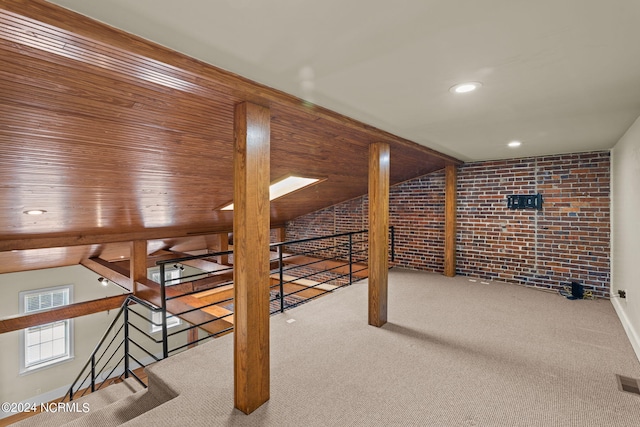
[18,269,640,426]
[123,268,640,426]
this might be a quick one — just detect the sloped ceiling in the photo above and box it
[49,0,640,161]
[2,0,640,274]
[0,1,458,273]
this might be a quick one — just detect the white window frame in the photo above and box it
[148,267,182,333]
[19,285,74,374]
[149,309,181,334]
[149,267,182,286]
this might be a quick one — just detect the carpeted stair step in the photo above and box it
[59,369,177,427]
[11,378,145,427]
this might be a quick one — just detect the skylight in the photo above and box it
[220,176,320,210]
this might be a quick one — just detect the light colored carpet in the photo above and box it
[126,269,640,426]
[16,269,640,426]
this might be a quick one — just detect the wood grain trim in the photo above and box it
[233,102,271,414]
[81,257,132,292]
[0,294,128,334]
[130,240,147,295]
[444,165,457,277]
[0,1,462,166]
[0,227,233,251]
[368,142,390,327]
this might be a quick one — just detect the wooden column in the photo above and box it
[130,240,147,294]
[233,101,270,414]
[187,328,198,349]
[208,232,229,265]
[368,142,390,327]
[444,164,457,277]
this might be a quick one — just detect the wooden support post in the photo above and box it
[130,240,147,295]
[233,101,270,414]
[187,327,198,349]
[208,233,229,265]
[276,227,286,252]
[444,164,457,277]
[368,142,390,327]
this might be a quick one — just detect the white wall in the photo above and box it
[0,265,126,411]
[611,115,640,361]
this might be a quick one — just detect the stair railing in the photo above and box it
[65,227,394,401]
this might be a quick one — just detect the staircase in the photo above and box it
[5,229,380,426]
[12,373,174,426]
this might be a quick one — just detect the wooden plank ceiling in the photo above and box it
[0,0,461,274]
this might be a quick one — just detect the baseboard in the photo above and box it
[611,297,640,364]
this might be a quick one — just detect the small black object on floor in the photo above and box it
[559,281,584,300]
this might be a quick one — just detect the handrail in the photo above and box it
[65,303,127,399]
[66,227,394,402]
[65,294,166,401]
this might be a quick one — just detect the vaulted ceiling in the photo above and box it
[48,0,640,161]
[2,1,639,275]
[0,1,459,273]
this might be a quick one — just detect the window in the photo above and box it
[148,267,182,333]
[150,310,181,334]
[150,267,181,286]
[20,285,73,373]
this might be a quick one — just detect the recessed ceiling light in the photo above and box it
[450,82,482,94]
[23,209,47,215]
[508,141,522,148]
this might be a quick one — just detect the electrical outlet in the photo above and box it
[618,290,627,299]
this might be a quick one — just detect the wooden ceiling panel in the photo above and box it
[0,0,460,273]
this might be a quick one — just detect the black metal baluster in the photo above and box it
[390,226,395,263]
[91,355,96,392]
[349,233,353,285]
[124,304,130,379]
[160,263,168,359]
[279,245,285,313]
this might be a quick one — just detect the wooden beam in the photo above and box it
[0,226,233,252]
[444,164,457,277]
[146,252,182,268]
[368,142,390,327]
[131,240,147,295]
[188,327,198,349]
[164,250,229,273]
[81,257,132,292]
[207,233,230,265]
[83,257,232,335]
[0,294,128,334]
[233,101,270,414]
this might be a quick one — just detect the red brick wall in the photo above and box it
[286,151,611,297]
[457,152,610,297]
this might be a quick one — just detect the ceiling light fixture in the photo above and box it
[221,175,321,211]
[23,209,47,215]
[450,82,482,94]
[98,277,109,286]
[508,140,522,148]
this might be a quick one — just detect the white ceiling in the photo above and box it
[50,0,640,162]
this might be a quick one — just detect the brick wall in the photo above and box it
[286,151,611,297]
[457,152,610,297]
